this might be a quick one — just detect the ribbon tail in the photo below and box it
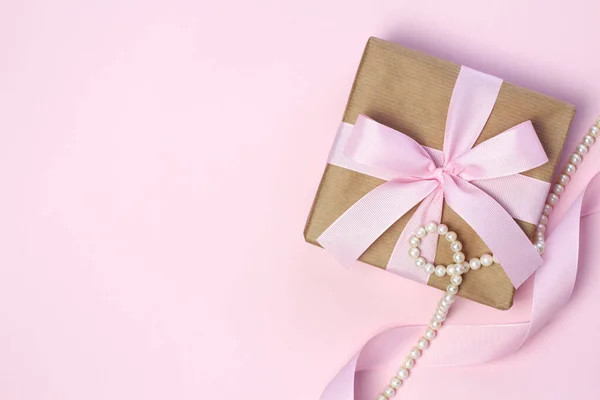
[319,173,600,400]
[319,354,359,400]
[387,188,444,283]
[525,173,592,337]
[471,175,550,224]
[443,176,541,288]
[317,180,438,267]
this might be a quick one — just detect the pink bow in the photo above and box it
[318,67,549,288]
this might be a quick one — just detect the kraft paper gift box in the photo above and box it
[304,37,575,310]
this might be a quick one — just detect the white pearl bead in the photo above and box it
[437,224,449,235]
[436,306,448,316]
[469,258,481,270]
[584,135,595,147]
[446,264,457,276]
[397,368,409,380]
[409,247,420,259]
[553,183,564,195]
[424,263,435,274]
[564,163,577,176]
[409,347,422,359]
[434,265,446,277]
[425,221,438,233]
[450,275,462,285]
[416,227,427,238]
[443,293,455,303]
[390,377,403,389]
[455,263,465,275]
[452,252,465,263]
[403,357,415,369]
[493,255,500,264]
[535,230,545,241]
[450,241,462,252]
[543,204,553,215]
[540,215,548,225]
[535,241,545,254]
[416,257,427,268]
[462,261,470,273]
[377,394,387,400]
[438,299,450,310]
[430,319,442,330]
[591,126,599,138]
[424,328,436,340]
[537,224,546,233]
[447,284,458,294]
[570,153,583,165]
[558,174,570,186]
[383,386,396,398]
[433,313,446,322]
[480,254,493,267]
[445,231,457,242]
[547,193,559,205]
[577,143,589,156]
[409,236,421,247]
[417,337,429,350]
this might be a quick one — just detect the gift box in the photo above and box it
[304,37,575,310]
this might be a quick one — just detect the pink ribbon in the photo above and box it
[318,66,549,288]
[319,172,600,400]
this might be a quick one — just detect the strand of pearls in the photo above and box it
[375,117,599,400]
[407,222,497,279]
[534,119,598,255]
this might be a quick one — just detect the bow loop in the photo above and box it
[345,115,436,179]
[450,120,549,181]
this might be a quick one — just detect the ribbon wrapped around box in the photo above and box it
[304,38,575,309]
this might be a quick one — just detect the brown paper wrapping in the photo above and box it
[304,37,575,310]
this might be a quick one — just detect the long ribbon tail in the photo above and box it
[317,180,438,267]
[386,188,444,283]
[443,176,542,288]
[471,174,550,224]
[319,173,600,400]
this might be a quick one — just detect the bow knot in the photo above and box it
[429,166,448,184]
[444,161,466,179]
[433,167,446,184]
[427,162,465,184]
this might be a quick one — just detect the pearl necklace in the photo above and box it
[375,118,599,400]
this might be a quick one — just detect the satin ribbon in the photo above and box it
[319,172,600,400]
[318,66,549,288]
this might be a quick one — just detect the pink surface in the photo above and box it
[1,1,600,399]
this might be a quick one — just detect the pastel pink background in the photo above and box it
[1,1,600,399]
